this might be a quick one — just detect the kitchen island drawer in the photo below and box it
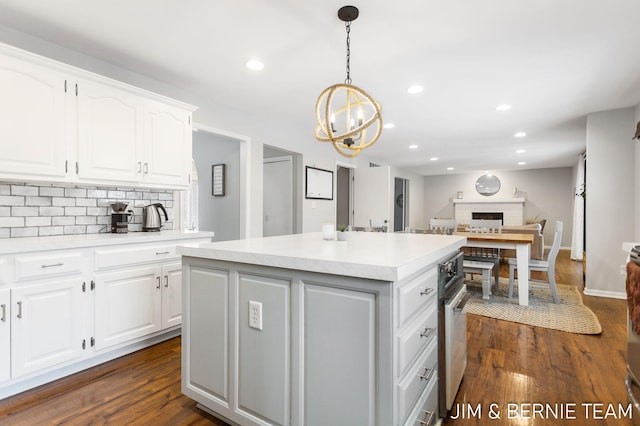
[95,243,178,270]
[397,304,437,377]
[15,250,86,281]
[397,338,438,425]
[404,375,438,426]
[396,267,437,328]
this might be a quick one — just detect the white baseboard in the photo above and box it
[583,288,627,300]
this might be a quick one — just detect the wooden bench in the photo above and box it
[463,260,495,300]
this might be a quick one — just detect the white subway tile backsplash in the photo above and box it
[11,207,38,216]
[25,196,52,206]
[0,182,175,238]
[52,216,76,226]
[38,226,64,236]
[26,216,52,227]
[40,187,65,197]
[0,217,25,227]
[52,197,76,207]
[0,195,25,206]
[40,207,65,216]
[12,185,39,196]
[11,227,38,238]
[65,188,87,198]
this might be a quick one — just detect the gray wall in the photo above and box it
[585,107,636,298]
[422,167,574,247]
[193,131,240,241]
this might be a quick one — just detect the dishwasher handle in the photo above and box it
[454,293,471,314]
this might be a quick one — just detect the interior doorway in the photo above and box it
[336,165,353,228]
[394,177,410,232]
[263,145,302,237]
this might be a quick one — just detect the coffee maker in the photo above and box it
[110,202,132,233]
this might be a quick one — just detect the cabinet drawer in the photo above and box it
[397,268,437,328]
[397,339,438,425]
[404,375,438,426]
[397,304,437,377]
[15,250,85,281]
[95,243,179,270]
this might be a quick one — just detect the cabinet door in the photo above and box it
[304,284,377,426]
[11,278,84,378]
[0,288,10,383]
[183,266,230,406]
[76,78,144,183]
[0,53,68,180]
[144,100,192,187]
[161,261,182,329]
[94,265,161,351]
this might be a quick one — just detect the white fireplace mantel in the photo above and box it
[453,198,525,226]
[453,198,525,204]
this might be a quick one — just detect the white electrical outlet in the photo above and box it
[249,300,263,330]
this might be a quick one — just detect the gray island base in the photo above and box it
[178,231,465,426]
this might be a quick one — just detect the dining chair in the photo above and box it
[508,221,563,304]
[465,219,501,286]
[429,218,456,233]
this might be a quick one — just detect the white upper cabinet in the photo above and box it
[0,53,68,180]
[76,78,144,183]
[0,43,196,189]
[144,100,192,187]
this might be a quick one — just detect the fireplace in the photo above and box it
[472,212,504,224]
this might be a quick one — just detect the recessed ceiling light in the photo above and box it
[407,85,424,94]
[245,59,264,71]
[447,167,454,171]
[496,104,511,111]
[384,123,395,129]
[518,161,527,165]
[409,144,418,149]
[516,149,526,154]
[514,131,526,138]
[430,157,439,161]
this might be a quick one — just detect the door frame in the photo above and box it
[335,161,356,228]
[263,155,294,236]
[191,123,251,239]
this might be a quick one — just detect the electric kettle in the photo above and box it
[142,203,168,232]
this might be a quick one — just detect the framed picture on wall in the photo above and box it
[305,166,333,200]
[212,164,226,196]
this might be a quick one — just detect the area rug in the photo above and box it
[465,277,602,334]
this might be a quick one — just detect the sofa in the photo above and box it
[457,223,545,260]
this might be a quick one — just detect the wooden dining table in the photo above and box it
[455,231,535,306]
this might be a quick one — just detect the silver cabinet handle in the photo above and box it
[164,275,169,288]
[137,161,142,173]
[143,162,149,174]
[41,262,64,269]
[418,410,435,426]
[155,251,170,255]
[419,327,435,339]
[1,304,5,322]
[420,287,434,296]
[16,301,22,319]
[419,367,435,382]
[156,276,161,289]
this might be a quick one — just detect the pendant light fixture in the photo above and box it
[314,5,383,158]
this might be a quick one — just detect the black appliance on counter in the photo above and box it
[110,202,132,233]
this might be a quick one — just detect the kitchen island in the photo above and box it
[178,231,466,426]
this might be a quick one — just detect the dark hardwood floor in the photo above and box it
[0,250,631,425]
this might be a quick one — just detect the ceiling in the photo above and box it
[1,0,639,176]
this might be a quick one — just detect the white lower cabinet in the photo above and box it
[94,265,162,351]
[161,261,183,329]
[11,277,85,378]
[0,288,10,384]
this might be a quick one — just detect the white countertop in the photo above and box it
[0,230,215,255]
[178,232,466,282]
